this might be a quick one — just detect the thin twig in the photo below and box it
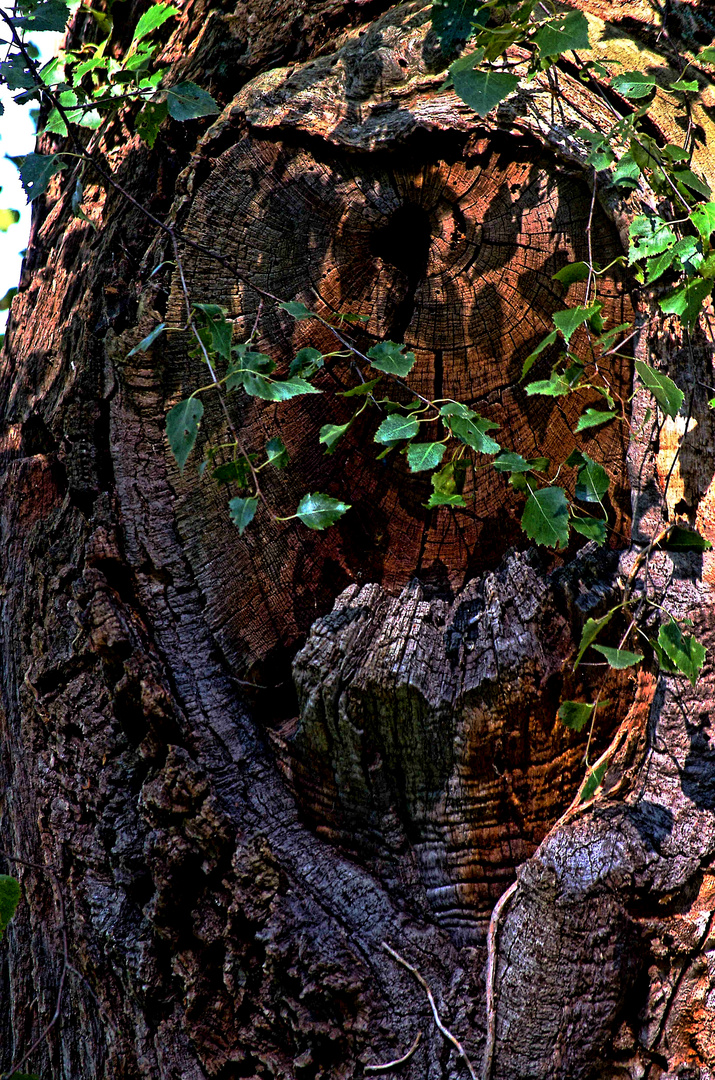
[381,942,478,1080]
[0,851,69,1080]
[482,880,518,1080]
[364,1032,422,1073]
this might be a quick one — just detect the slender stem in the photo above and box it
[381,943,478,1080]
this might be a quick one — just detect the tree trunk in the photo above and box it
[2,2,715,1078]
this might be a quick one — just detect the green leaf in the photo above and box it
[235,367,320,398]
[672,166,711,199]
[553,303,602,342]
[0,875,21,937]
[427,491,467,507]
[570,515,607,544]
[445,410,500,453]
[194,303,232,359]
[668,78,700,93]
[449,61,519,117]
[15,0,70,31]
[127,322,166,356]
[228,496,258,535]
[319,422,351,454]
[0,207,20,232]
[0,287,17,312]
[431,0,484,51]
[279,300,314,321]
[535,11,590,56]
[366,341,417,377]
[289,347,323,378]
[643,248,676,284]
[552,261,590,285]
[611,71,656,98]
[166,81,220,120]
[266,437,288,468]
[212,459,252,485]
[340,376,382,397]
[697,47,715,65]
[690,203,715,247]
[521,329,558,378]
[612,151,641,190]
[558,700,594,732]
[406,441,446,472]
[375,413,420,444]
[658,619,707,685]
[573,452,609,503]
[575,407,616,432]
[580,761,608,801]
[634,359,684,418]
[591,644,643,668]
[166,397,203,471]
[132,2,179,42]
[18,153,67,201]
[136,99,168,147]
[575,610,615,667]
[629,215,678,263]
[521,486,569,548]
[658,278,712,329]
[295,492,350,530]
[428,460,467,506]
[660,526,712,552]
[492,451,532,473]
[526,372,570,397]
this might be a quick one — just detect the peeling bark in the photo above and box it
[1,2,715,1079]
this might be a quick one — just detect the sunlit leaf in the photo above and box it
[611,71,656,98]
[658,619,706,685]
[366,341,417,377]
[660,526,712,552]
[634,359,684,418]
[552,261,590,285]
[295,493,350,530]
[319,422,351,454]
[575,407,616,432]
[574,609,615,668]
[535,11,590,56]
[449,56,519,116]
[591,644,643,668]
[374,413,420,444]
[406,441,446,472]
[132,2,179,43]
[521,486,569,548]
[658,278,712,329]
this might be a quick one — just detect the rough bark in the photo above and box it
[1,2,715,1079]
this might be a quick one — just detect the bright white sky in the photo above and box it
[0,30,63,330]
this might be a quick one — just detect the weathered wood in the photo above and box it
[281,546,631,944]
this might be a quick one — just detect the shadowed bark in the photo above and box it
[1,2,715,1079]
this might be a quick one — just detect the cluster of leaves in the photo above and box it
[0,0,219,205]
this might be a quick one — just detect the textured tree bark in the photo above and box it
[1,1,715,1078]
